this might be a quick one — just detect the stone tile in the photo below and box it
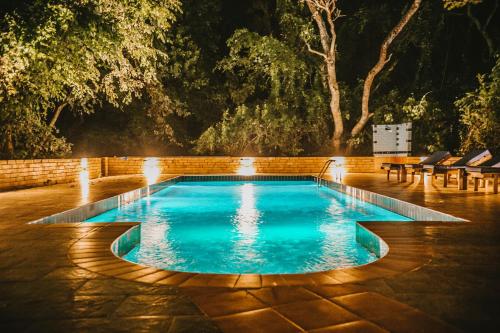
[261,274,288,287]
[308,320,389,333]
[42,267,103,280]
[179,274,217,287]
[134,270,176,284]
[98,264,149,277]
[191,290,267,317]
[371,309,461,333]
[114,295,201,317]
[75,278,178,296]
[0,295,125,320]
[116,267,159,280]
[0,267,55,282]
[274,299,358,330]
[305,284,367,298]
[281,274,316,286]
[332,292,414,319]
[157,273,196,286]
[249,287,320,306]
[167,315,221,333]
[0,279,87,300]
[72,257,115,264]
[1,173,499,332]
[234,274,261,289]
[306,272,342,285]
[23,317,173,333]
[206,274,240,288]
[214,308,300,333]
[323,270,364,284]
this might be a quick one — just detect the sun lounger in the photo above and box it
[465,156,500,193]
[381,151,451,182]
[431,149,492,188]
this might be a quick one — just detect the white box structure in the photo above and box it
[372,122,412,157]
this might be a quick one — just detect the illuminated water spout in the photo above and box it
[79,158,90,203]
[238,157,256,176]
[144,157,160,185]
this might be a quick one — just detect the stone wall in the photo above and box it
[0,158,101,191]
[107,156,423,176]
[0,156,428,191]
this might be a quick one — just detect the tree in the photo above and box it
[195,28,329,156]
[304,0,421,153]
[456,57,500,152]
[303,0,343,152]
[0,0,180,158]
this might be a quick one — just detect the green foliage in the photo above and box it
[195,105,306,156]
[443,0,482,10]
[195,27,329,156]
[1,0,498,157]
[0,0,180,158]
[456,57,500,152]
[0,101,71,158]
[371,92,452,154]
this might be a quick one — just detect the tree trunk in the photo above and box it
[305,0,344,153]
[5,126,14,158]
[326,60,343,153]
[49,102,68,128]
[348,0,422,152]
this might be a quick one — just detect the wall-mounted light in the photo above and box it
[143,157,160,185]
[238,157,256,176]
[79,158,90,203]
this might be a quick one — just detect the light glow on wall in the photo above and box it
[79,158,90,203]
[329,156,345,181]
[238,157,256,176]
[144,157,160,185]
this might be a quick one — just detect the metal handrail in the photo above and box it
[317,158,335,186]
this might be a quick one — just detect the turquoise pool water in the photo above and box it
[86,181,412,274]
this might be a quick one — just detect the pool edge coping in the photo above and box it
[32,173,466,287]
[67,220,438,288]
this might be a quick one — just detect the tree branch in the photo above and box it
[467,3,496,57]
[305,41,327,59]
[349,0,421,145]
[49,102,68,127]
[485,0,498,29]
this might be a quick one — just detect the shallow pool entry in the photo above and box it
[86,180,411,274]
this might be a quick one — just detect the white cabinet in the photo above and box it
[372,122,412,157]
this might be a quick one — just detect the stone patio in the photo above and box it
[0,173,499,332]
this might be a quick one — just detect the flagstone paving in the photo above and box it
[0,173,499,332]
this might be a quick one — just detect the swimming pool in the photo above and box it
[86,180,412,274]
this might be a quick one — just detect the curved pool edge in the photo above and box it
[68,221,436,288]
[108,221,391,275]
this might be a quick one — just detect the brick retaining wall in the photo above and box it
[0,156,427,191]
[106,156,423,176]
[0,158,101,191]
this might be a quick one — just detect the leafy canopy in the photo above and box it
[0,0,180,158]
[456,57,500,152]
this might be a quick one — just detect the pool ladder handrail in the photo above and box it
[317,158,335,186]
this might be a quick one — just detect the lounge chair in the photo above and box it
[465,156,500,193]
[431,149,492,188]
[381,151,451,182]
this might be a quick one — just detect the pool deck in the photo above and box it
[0,174,499,332]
